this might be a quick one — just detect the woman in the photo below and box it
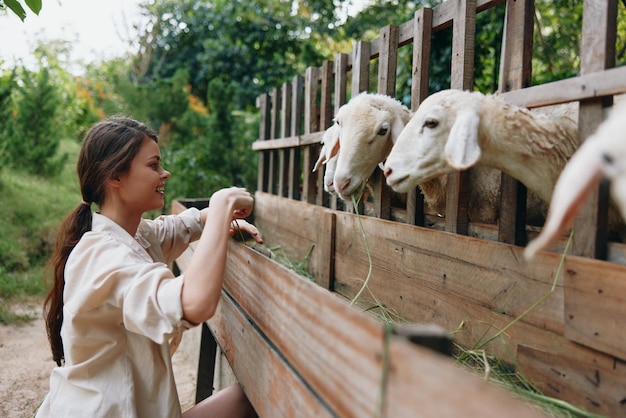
[37,116,261,417]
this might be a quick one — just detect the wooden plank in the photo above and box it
[256,93,271,193]
[518,344,626,417]
[332,211,565,337]
[369,24,398,221]
[351,40,371,96]
[281,82,292,138]
[221,241,547,418]
[302,66,320,205]
[333,53,348,109]
[318,60,334,208]
[253,192,334,285]
[251,132,323,151]
[289,76,304,200]
[405,7,432,227]
[563,255,626,360]
[497,0,533,246]
[571,0,618,259]
[278,84,291,198]
[208,292,334,418]
[270,88,280,140]
[501,65,626,108]
[445,0,476,235]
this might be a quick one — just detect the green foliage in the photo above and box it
[135,0,339,110]
[0,0,41,21]
[4,67,67,176]
[0,138,81,324]
[532,0,584,85]
[162,77,259,204]
[0,69,16,166]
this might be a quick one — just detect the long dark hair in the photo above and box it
[44,116,158,366]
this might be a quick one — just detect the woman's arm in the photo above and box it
[181,187,256,324]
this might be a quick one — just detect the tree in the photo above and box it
[0,0,41,21]
[0,69,16,167]
[133,0,350,110]
[6,67,66,176]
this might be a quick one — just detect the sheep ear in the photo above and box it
[445,110,481,170]
[525,143,604,259]
[390,111,408,144]
[313,126,341,172]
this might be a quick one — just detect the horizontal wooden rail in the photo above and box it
[210,240,548,417]
[251,192,626,417]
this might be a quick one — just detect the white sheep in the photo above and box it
[313,92,412,200]
[313,92,505,222]
[525,99,626,259]
[383,89,577,222]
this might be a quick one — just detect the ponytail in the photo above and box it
[44,203,93,366]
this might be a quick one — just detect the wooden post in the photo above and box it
[373,24,399,220]
[289,75,304,200]
[256,93,271,193]
[445,0,476,235]
[302,67,320,204]
[497,0,534,246]
[572,0,617,259]
[406,7,433,226]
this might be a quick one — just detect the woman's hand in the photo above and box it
[229,219,264,244]
[206,187,254,219]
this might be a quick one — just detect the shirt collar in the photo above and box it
[92,212,151,251]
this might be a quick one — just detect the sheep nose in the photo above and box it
[335,177,351,193]
[384,166,393,178]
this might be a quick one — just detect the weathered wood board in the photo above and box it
[211,239,548,417]
[252,192,626,417]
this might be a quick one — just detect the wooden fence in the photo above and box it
[176,1,626,417]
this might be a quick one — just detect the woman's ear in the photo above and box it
[106,176,122,188]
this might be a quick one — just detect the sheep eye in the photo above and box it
[423,119,438,129]
[377,125,389,136]
[602,152,614,165]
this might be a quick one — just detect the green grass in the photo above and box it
[0,138,81,325]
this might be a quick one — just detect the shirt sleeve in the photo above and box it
[141,207,204,264]
[65,233,194,345]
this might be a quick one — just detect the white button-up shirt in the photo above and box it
[36,208,204,417]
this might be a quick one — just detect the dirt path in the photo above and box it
[0,301,197,417]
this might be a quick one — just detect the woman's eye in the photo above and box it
[423,119,438,129]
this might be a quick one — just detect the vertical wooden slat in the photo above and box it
[348,42,370,215]
[279,83,293,198]
[256,93,271,193]
[351,41,371,97]
[373,25,399,220]
[334,53,349,109]
[572,0,617,259]
[330,53,349,212]
[445,0,476,235]
[497,0,534,246]
[267,88,281,195]
[289,75,304,200]
[303,67,320,204]
[317,60,335,207]
[406,7,433,226]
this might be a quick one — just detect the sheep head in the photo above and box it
[319,93,410,200]
[525,101,626,259]
[384,89,485,193]
[313,124,341,193]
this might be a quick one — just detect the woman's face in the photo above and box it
[118,137,171,213]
